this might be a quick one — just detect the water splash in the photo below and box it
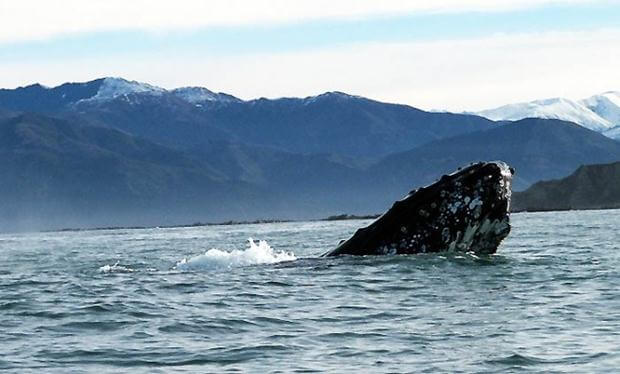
[175,238,296,271]
[98,261,134,273]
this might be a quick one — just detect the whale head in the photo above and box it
[323,161,514,257]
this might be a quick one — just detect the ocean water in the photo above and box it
[0,210,618,373]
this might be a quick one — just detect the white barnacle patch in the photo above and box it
[441,227,451,243]
[401,226,407,233]
[451,215,511,253]
[461,222,480,249]
[491,217,511,235]
[448,201,462,214]
[473,204,482,219]
[446,230,463,252]
[468,197,483,210]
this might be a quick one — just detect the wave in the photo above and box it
[175,239,296,271]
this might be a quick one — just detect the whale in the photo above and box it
[322,161,514,257]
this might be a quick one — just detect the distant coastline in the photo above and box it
[43,206,620,234]
[511,205,620,213]
[45,214,382,233]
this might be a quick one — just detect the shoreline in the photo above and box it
[42,214,382,234]
[13,207,620,235]
[510,205,620,213]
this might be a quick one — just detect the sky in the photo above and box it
[0,0,619,111]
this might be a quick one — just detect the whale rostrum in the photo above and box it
[322,161,514,257]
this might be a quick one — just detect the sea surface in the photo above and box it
[1,210,619,373]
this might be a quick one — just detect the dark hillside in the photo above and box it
[512,161,620,211]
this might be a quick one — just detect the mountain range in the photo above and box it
[0,77,496,160]
[1,77,620,231]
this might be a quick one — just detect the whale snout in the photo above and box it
[323,161,514,257]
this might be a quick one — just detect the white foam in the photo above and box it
[98,261,134,273]
[175,238,296,271]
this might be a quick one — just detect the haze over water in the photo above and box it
[1,210,618,372]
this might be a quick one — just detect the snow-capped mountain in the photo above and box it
[476,92,620,138]
[0,77,499,159]
[301,91,363,105]
[581,91,620,126]
[0,77,242,111]
[83,77,166,102]
[604,126,620,139]
[82,78,243,105]
[476,97,613,132]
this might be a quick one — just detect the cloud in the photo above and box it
[0,0,599,43]
[2,29,618,111]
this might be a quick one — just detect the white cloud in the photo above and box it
[1,29,619,111]
[0,0,599,43]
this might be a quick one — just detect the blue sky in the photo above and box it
[0,0,619,110]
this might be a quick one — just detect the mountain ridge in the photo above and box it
[512,161,620,212]
[0,77,498,160]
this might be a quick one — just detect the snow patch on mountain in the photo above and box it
[476,97,614,132]
[603,126,620,140]
[76,78,242,106]
[90,77,165,101]
[75,77,165,104]
[303,91,362,105]
[172,87,241,104]
[581,91,620,127]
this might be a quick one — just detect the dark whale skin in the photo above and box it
[322,161,514,257]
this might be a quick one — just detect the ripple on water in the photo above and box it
[0,211,619,372]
